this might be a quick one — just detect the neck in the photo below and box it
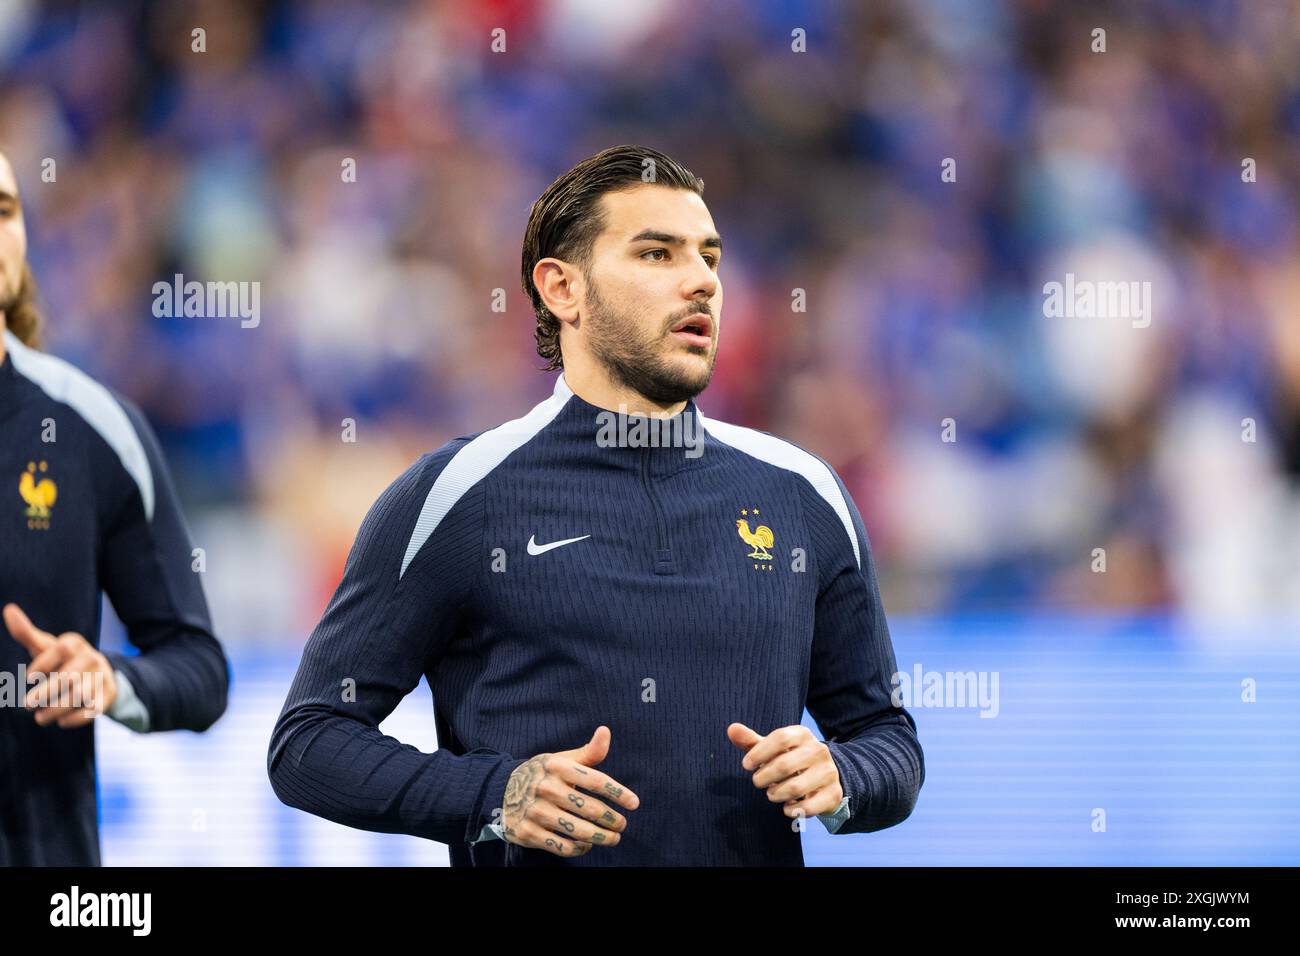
[559,351,688,418]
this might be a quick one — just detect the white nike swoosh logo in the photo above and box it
[526,534,591,556]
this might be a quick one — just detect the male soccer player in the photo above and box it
[269,145,924,866]
[0,150,230,866]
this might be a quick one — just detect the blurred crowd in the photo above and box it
[2,0,1298,641]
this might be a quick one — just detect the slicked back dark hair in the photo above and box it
[521,145,705,370]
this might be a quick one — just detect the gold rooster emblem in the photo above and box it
[20,460,57,529]
[735,507,774,561]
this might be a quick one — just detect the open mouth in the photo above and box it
[670,315,712,346]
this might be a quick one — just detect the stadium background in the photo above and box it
[1,0,1297,864]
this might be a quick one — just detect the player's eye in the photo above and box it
[641,248,718,269]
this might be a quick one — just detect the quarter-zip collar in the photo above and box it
[549,371,708,479]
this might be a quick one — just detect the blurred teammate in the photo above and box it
[0,150,230,866]
[270,145,923,865]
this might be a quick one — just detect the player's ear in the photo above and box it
[534,257,582,324]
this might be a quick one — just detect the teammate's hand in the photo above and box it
[500,725,639,857]
[3,603,118,728]
[728,722,843,820]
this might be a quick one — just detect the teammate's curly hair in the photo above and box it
[3,261,43,349]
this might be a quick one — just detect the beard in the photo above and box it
[582,271,716,406]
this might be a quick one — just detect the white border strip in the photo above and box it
[4,330,155,520]
[399,373,573,578]
[695,410,861,568]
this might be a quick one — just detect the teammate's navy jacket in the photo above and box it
[268,372,923,865]
[0,330,230,866]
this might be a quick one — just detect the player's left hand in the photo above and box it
[3,603,118,728]
[727,722,843,820]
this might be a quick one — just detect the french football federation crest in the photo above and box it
[736,507,774,568]
[20,460,57,530]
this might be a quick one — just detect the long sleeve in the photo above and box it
[800,469,924,835]
[97,395,229,733]
[267,444,526,846]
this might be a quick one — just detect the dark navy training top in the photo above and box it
[269,372,923,865]
[0,330,229,866]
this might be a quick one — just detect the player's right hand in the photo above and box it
[500,725,639,857]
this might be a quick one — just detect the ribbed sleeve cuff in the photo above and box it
[465,755,528,844]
